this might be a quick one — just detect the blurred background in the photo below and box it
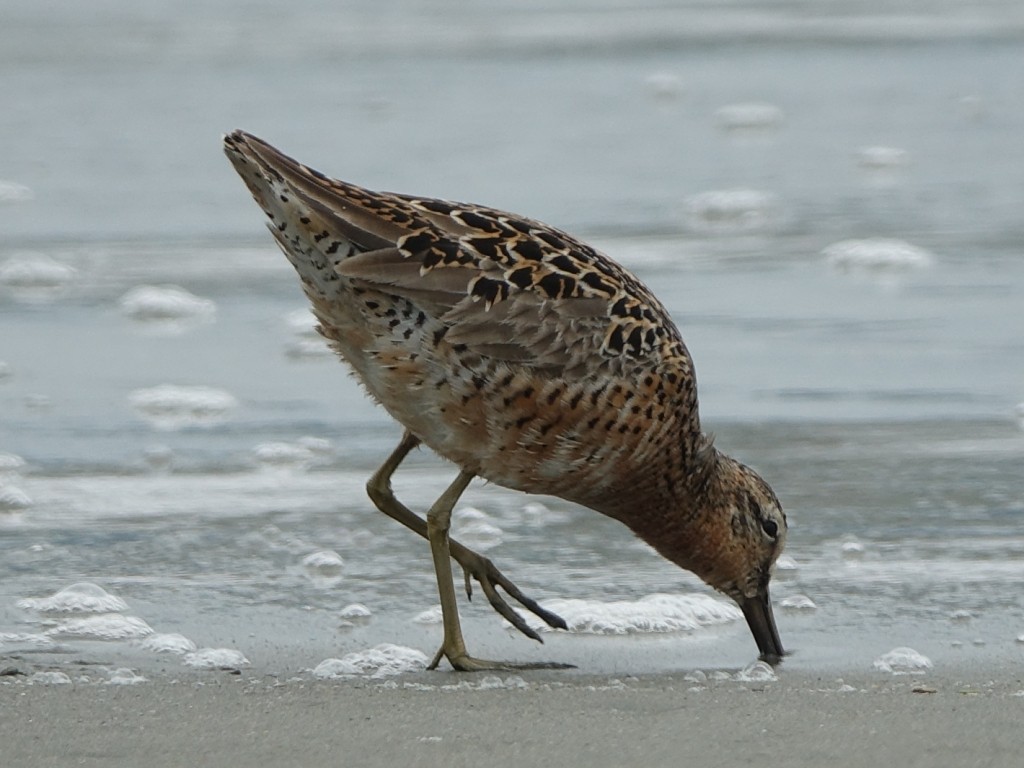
[1,1,1022,677]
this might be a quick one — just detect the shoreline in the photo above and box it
[2,666,1023,768]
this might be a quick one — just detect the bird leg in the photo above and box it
[365,432,568,644]
[424,468,573,671]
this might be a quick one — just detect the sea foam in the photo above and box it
[873,647,933,674]
[118,284,216,333]
[46,614,153,641]
[685,189,778,234]
[525,593,741,635]
[312,644,429,679]
[18,583,129,614]
[129,384,237,430]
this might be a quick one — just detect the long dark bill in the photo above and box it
[739,590,785,665]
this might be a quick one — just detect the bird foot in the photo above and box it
[450,544,568,642]
[428,645,575,672]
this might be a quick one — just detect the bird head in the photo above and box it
[651,450,787,664]
[703,454,787,664]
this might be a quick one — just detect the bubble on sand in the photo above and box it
[129,384,237,430]
[118,285,216,333]
[643,71,684,100]
[780,595,817,612]
[339,603,372,620]
[183,648,250,670]
[524,593,742,635]
[302,550,345,587]
[441,675,530,692]
[412,606,443,625]
[46,614,153,641]
[873,647,933,674]
[253,441,316,471]
[18,582,129,614]
[0,253,76,303]
[142,444,175,473]
[514,501,572,527]
[453,507,504,550]
[840,540,866,558]
[714,102,784,132]
[30,671,72,685]
[106,668,148,685]
[734,661,778,682]
[856,145,909,169]
[0,452,26,475]
[824,239,933,273]
[0,179,33,203]
[313,644,428,679]
[0,484,32,512]
[138,633,197,655]
[0,632,55,649]
[685,189,778,235]
[284,308,333,360]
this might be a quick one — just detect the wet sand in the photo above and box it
[3,667,1022,768]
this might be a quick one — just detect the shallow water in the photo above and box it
[2,1,1023,681]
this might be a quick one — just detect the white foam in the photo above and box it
[0,179,33,202]
[412,606,443,625]
[138,632,198,654]
[142,444,175,473]
[856,145,909,169]
[46,614,153,641]
[948,609,973,623]
[440,674,530,692]
[29,671,72,685]
[643,71,684,100]
[106,668,148,685]
[0,632,55,649]
[734,661,778,682]
[824,239,934,272]
[775,554,799,571]
[118,284,216,332]
[312,644,428,679]
[0,452,26,475]
[714,102,784,131]
[18,582,129,614]
[302,550,345,587]
[283,308,333,359]
[253,441,316,471]
[129,384,237,430]
[523,593,742,635]
[0,253,76,303]
[454,508,504,551]
[685,189,778,234]
[339,603,372,620]
[779,595,817,611]
[514,501,572,527]
[0,484,32,511]
[183,647,250,670]
[873,647,933,674]
[840,540,866,558]
[1016,634,1024,644]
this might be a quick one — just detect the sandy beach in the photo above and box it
[3,665,1023,768]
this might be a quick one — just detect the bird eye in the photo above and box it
[761,518,779,539]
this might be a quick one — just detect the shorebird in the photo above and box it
[224,130,787,670]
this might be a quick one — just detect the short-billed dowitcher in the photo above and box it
[224,130,787,669]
